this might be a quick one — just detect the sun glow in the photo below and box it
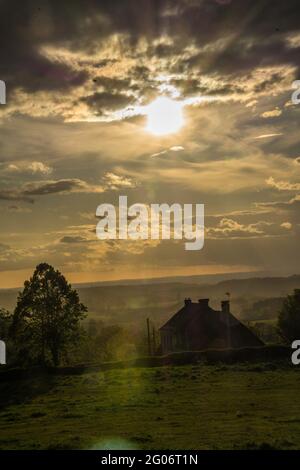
[146,97,184,136]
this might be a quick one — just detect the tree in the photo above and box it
[278,289,300,343]
[12,263,87,366]
[0,308,12,339]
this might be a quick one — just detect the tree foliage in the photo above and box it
[12,263,87,366]
[278,289,300,343]
[0,308,12,339]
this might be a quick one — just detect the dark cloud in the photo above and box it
[253,72,284,93]
[23,179,86,196]
[195,40,300,76]
[170,77,244,97]
[60,235,89,244]
[82,91,135,114]
[1,0,300,94]
[0,178,101,201]
[92,76,131,91]
[0,190,34,203]
[0,3,90,93]
[0,242,10,252]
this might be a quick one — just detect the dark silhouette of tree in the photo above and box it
[12,263,87,366]
[0,308,12,339]
[278,289,300,343]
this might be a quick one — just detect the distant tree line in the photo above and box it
[278,289,300,343]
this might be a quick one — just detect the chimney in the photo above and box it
[198,298,209,308]
[184,297,192,306]
[221,300,230,314]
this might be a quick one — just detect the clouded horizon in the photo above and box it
[0,0,300,288]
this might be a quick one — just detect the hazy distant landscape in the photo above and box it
[1,273,299,332]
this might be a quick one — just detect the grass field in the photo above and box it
[0,361,300,450]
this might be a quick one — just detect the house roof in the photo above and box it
[160,299,264,348]
[160,301,239,331]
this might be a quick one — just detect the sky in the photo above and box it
[0,0,300,288]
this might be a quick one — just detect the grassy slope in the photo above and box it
[0,362,300,450]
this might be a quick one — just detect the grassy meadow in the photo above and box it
[0,361,300,450]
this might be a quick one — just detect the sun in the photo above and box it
[146,96,184,136]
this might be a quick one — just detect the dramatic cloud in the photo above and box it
[0,173,137,202]
[266,177,300,191]
[2,161,52,175]
[1,0,299,124]
[102,173,137,190]
[60,235,92,244]
[1,0,300,284]
[281,222,292,230]
[206,217,291,239]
